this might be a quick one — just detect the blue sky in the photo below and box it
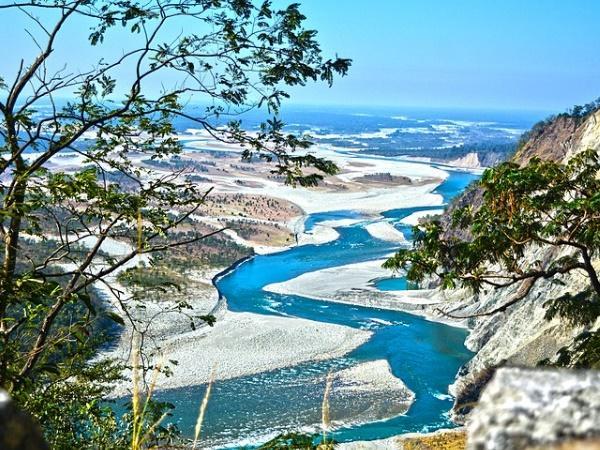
[1,0,599,112]
[289,0,600,111]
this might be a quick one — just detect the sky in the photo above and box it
[0,0,599,112]
[289,0,600,111]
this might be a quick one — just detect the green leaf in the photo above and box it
[105,312,125,326]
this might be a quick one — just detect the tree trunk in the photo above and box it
[581,249,600,298]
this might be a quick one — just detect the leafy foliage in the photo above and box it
[544,289,600,327]
[541,330,600,369]
[257,432,334,450]
[385,147,600,320]
[0,0,349,447]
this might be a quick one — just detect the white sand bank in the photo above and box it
[400,209,445,226]
[99,250,374,393]
[335,360,413,395]
[364,222,406,243]
[140,311,372,390]
[220,145,449,214]
[264,259,392,301]
[297,224,340,246]
[264,260,466,327]
[318,218,365,228]
[329,360,415,426]
[255,180,444,214]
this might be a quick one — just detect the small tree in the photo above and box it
[0,0,349,446]
[385,148,600,323]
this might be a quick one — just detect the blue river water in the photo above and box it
[154,167,479,448]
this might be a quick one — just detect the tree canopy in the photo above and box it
[385,147,600,323]
[0,1,350,447]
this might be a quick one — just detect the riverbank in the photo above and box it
[156,309,373,388]
[100,255,373,393]
[95,142,480,447]
[264,258,469,329]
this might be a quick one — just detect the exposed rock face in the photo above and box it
[514,115,578,164]
[467,368,600,450]
[514,112,600,166]
[441,251,594,420]
[447,152,481,169]
[420,110,600,418]
[0,390,49,450]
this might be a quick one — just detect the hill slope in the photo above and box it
[421,108,600,419]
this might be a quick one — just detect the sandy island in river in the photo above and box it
[149,310,372,390]
[263,258,467,328]
[82,130,462,394]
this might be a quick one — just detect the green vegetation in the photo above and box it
[553,330,600,369]
[117,265,186,291]
[156,230,254,271]
[142,156,215,173]
[223,218,293,246]
[361,140,516,167]
[386,147,600,364]
[257,433,334,450]
[0,0,349,447]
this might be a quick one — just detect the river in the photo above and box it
[155,167,479,448]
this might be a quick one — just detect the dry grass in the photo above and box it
[399,429,466,450]
[191,365,216,449]
[224,219,295,247]
[198,193,302,221]
[128,340,216,450]
[130,337,169,450]
[528,440,600,450]
[321,372,334,447]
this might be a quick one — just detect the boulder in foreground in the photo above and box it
[467,368,600,450]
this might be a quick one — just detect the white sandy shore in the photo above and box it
[203,144,449,214]
[319,218,365,227]
[329,360,415,426]
[297,224,340,246]
[250,179,444,214]
[264,259,467,328]
[264,259,395,301]
[88,231,372,393]
[364,222,406,243]
[113,310,372,392]
[335,360,413,395]
[93,244,373,393]
[164,311,372,388]
[400,209,445,226]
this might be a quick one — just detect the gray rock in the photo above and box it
[0,389,48,450]
[467,368,600,450]
[420,110,600,413]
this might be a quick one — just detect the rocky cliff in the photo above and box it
[467,368,600,450]
[341,366,600,449]
[423,109,600,419]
